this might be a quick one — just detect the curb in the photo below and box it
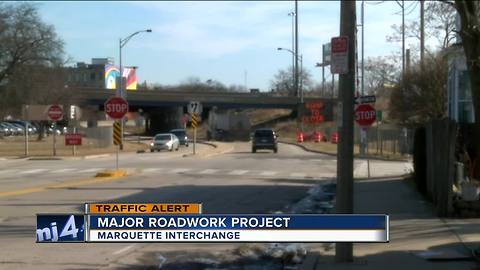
[95,169,127,178]
[280,141,410,162]
[279,141,337,157]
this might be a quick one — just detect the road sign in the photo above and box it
[113,122,122,145]
[191,113,199,128]
[65,133,82,146]
[376,110,383,122]
[331,36,348,74]
[303,102,325,124]
[354,95,376,104]
[47,104,63,121]
[188,101,203,115]
[355,104,376,127]
[105,97,129,119]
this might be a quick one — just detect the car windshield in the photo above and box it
[255,130,274,137]
[154,135,171,141]
[171,130,185,137]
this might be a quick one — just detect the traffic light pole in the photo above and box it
[336,0,356,263]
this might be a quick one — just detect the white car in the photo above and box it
[150,133,180,152]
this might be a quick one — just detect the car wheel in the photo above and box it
[150,149,154,153]
[169,146,173,152]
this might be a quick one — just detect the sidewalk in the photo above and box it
[303,177,480,270]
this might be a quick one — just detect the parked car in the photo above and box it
[2,122,22,136]
[251,128,278,153]
[0,123,13,136]
[169,129,189,147]
[150,133,180,152]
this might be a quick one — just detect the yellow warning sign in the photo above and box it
[113,122,122,145]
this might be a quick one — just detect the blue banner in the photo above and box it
[36,214,85,242]
[89,214,386,230]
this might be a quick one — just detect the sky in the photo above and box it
[36,1,426,91]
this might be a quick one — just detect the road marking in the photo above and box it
[51,168,76,173]
[0,173,128,198]
[260,171,277,176]
[143,168,163,173]
[170,168,191,173]
[198,169,219,174]
[20,169,47,174]
[228,170,249,175]
[113,244,136,255]
[0,169,19,174]
[290,172,306,178]
[78,168,104,173]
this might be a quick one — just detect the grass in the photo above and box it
[0,135,149,157]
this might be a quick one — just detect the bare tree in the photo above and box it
[389,53,447,126]
[0,3,64,85]
[270,66,313,96]
[364,56,399,95]
[386,1,456,52]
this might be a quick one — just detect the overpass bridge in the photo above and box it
[71,87,335,134]
[73,88,333,109]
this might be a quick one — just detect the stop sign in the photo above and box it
[104,97,129,119]
[47,104,63,121]
[355,104,376,126]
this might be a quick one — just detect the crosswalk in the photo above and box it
[0,167,335,179]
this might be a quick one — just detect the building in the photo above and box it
[65,58,137,90]
[446,14,475,124]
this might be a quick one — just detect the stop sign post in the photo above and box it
[46,104,63,156]
[104,97,129,169]
[47,104,63,121]
[104,97,129,119]
[355,104,376,127]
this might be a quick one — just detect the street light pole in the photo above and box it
[118,29,152,150]
[288,11,295,84]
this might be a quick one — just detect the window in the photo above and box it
[458,71,474,123]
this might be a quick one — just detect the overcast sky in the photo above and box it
[37,1,426,91]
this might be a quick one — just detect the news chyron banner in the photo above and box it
[37,203,389,243]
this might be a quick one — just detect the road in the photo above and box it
[0,142,359,269]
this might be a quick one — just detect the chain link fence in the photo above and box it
[355,124,414,156]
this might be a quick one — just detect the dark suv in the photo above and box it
[170,129,189,147]
[252,128,278,153]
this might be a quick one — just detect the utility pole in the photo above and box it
[401,0,405,76]
[336,0,356,263]
[420,0,425,68]
[294,0,299,99]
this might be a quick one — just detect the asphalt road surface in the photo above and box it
[0,142,355,269]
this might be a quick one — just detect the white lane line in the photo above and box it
[112,244,136,255]
[0,169,19,174]
[143,168,163,173]
[290,172,306,178]
[50,168,76,173]
[198,169,219,174]
[228,170,249,175]
[260,171,277,176]
[77,168,104,173]
[170,168,191,173]
[20,169,48,174]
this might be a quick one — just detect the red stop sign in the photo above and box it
[104,97,129,119]
[355,104,376,126]
[47,104,63,121]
